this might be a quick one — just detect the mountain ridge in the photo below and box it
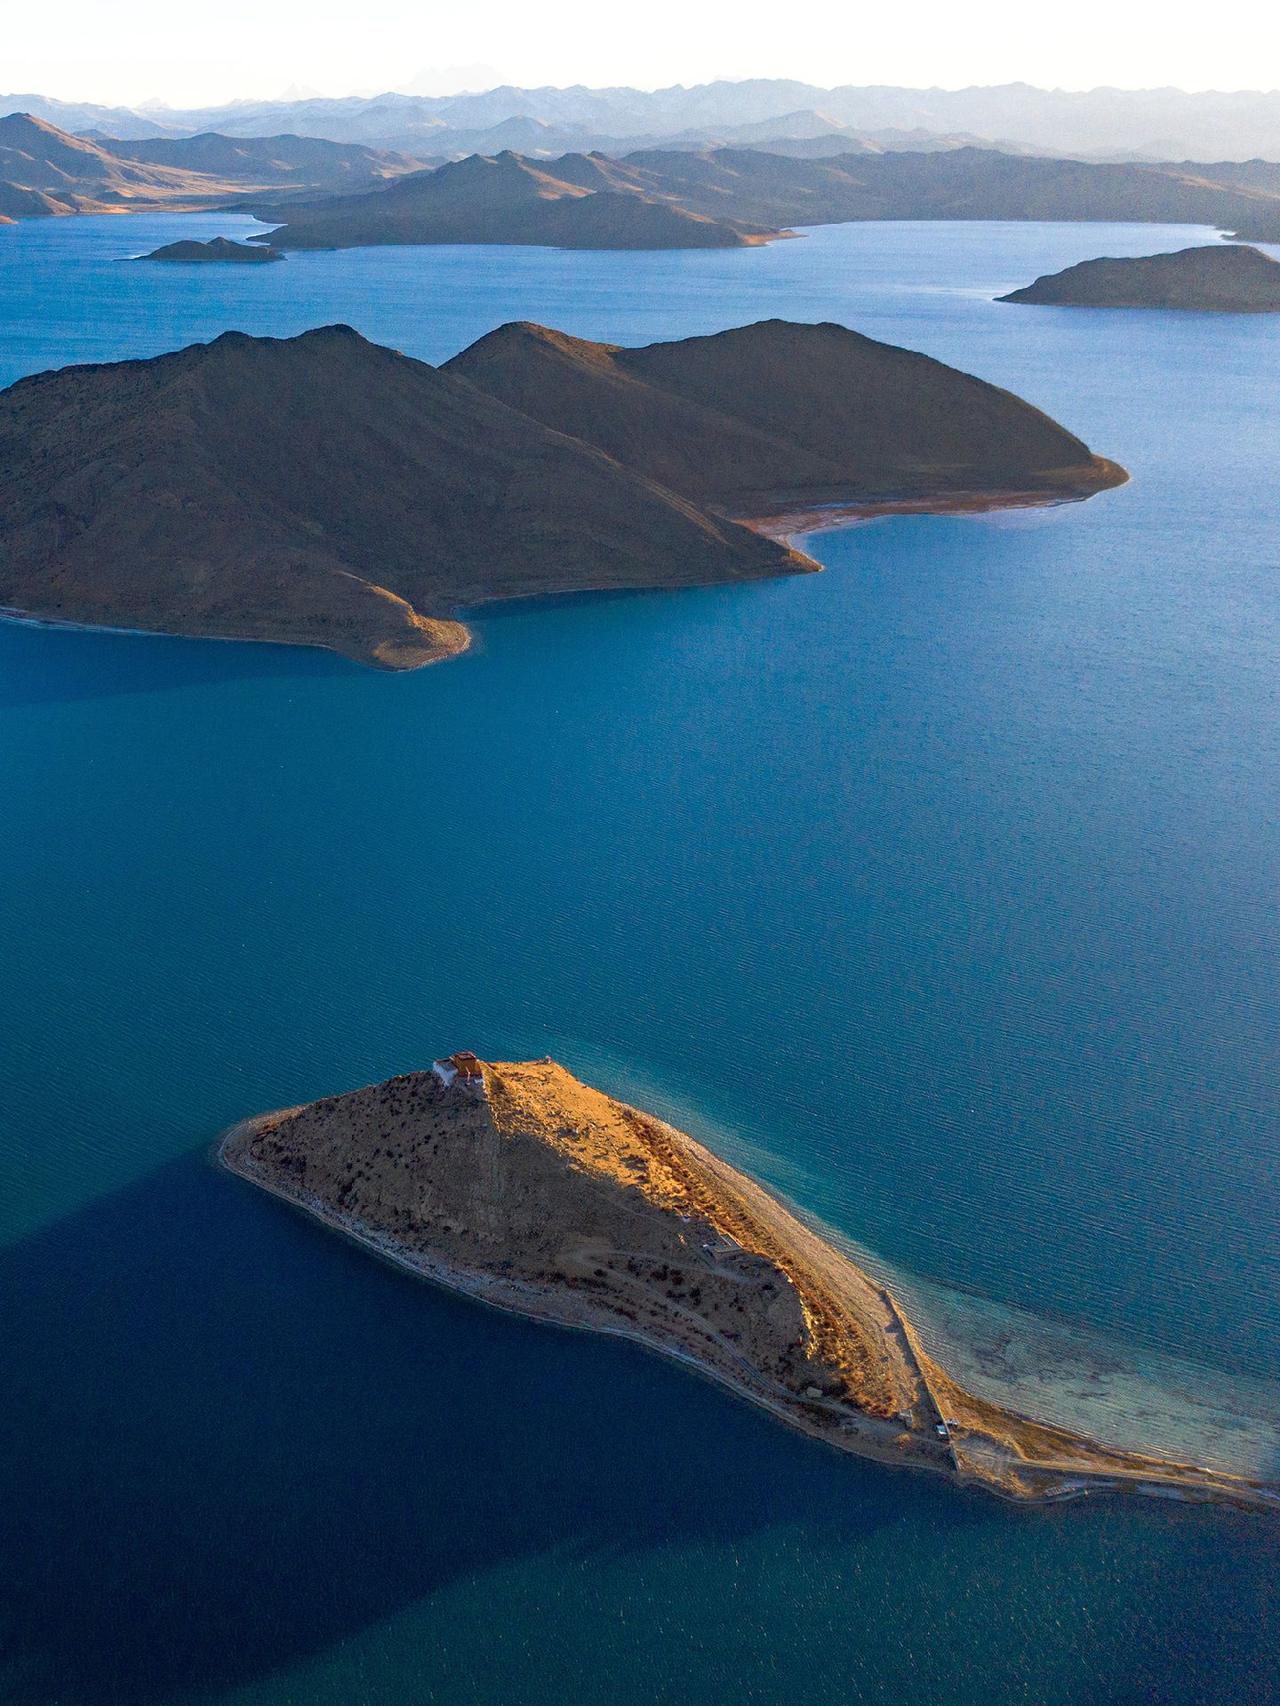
[0,110,425,216]
[256,143,1280,251]
[0,318,1121,666]
[11,80,1280,159]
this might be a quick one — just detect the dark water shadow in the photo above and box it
[0,1150,943,1704]
[0,621,352,709]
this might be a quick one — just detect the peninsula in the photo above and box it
[218,1056,1276,1509]
[0,319,1123,667]
[251,149,774,250]
[141,236,284,262]
[253,143,1280,254]
[999,243,1280,312]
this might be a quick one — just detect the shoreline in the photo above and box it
[0,468,1126,672]
[0,603,468,672]
[742,460,1131,550]
[214,1089,1278,1515]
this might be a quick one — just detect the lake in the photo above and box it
[1,211,1278,1705]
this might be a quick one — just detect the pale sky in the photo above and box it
[6,0,1277,109]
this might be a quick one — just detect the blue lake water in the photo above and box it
[1,212,1278,1704]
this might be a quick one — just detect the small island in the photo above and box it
[999,243,1280,312]
[140,236,285,263]
[219,1055,1277,1510]
[0,318,1125,668]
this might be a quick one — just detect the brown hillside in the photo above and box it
[0,325,801,667]
[256,149,763,249]
[221,1059,920,1426]
[141,236,285,263]
[447,318,1123,508]
[0,111,424,217]
[257,142,1280,254]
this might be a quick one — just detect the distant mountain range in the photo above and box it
[0,111,421,218]
[7,80,1280,162]
[7,110,1280,248]
[6,110,1280,247]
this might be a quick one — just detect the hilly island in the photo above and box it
[0,319,1123,667]
[1000,243,1280,313]
[219,1056,1277,1509]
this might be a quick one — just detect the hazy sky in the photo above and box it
[6,0,1275,107]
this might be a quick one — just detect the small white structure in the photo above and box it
[432,1051,485,1091]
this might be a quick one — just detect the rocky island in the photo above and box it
[140,236,284,263]
[999,243,1280,312]
[218,1056,1277,1509]
[0,318,1123,668]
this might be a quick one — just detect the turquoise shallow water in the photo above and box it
[1,213,1278,1703]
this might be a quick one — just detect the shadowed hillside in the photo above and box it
[447,318,1123,511]
[0,318,1122,666]
[1000,244,1280,312]
[253,149,774,249]
[0,325,801,667]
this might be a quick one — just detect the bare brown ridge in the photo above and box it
[0,319,1123,668]
[218,1058,1277,1511]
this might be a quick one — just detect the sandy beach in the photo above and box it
[744,459,1131,550]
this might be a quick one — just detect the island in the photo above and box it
[140,236,284,263]
[0,318,1124,668]
[218,1055,1277,1509]
[999,243,1280,312]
